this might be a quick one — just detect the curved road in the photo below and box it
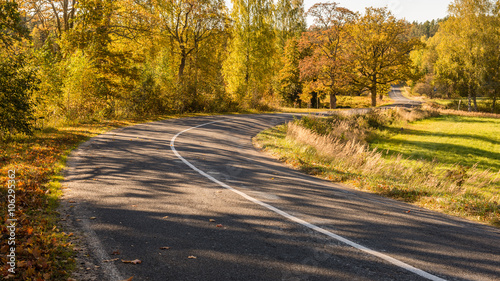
[64,101,499,280]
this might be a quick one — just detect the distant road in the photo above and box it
[386,86,423,108]
[64,99,499,280]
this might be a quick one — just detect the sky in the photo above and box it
[303,0,451,23]
[225,1,452,23]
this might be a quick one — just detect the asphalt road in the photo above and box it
[386,87,422,108]
[63,101,500,280]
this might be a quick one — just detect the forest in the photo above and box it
[1,0,499,137]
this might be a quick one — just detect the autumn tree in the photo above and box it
[17,0,78,49]
[277,37,302,106]
[349,7,421,107]
[299,2,356,109]
[275,0,305,48]
[482,7,500,111]
[154,0,226,81]
[223,0,276,107]
[274,0,305,106]
[434,0,499,111]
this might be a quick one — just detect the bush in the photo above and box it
[0,55,38,137]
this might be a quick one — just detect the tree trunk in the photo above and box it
[371,86,377,107]
[178,50,186,81]
[194,47,199,107]
[310,92,318,108]
[468,90,472,112]
[473,94,478,112]
[371,76,377,107]
[492,89,497,112]
[329,93,337,109]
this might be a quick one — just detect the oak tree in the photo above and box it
[299,2,356,109]
[349,7,421,107]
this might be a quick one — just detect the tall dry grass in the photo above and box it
[285,108,500,224]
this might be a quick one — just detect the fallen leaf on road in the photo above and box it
[111,250,121,255]
[69,200,76,203]
[122,259,142,264]
[216,224,223,228]
[188,256,197,259]
[162,216,169,219]
[103,258,119,262]
[405,210,411,213]
[209,219,216,222]
[121,277,134,281]
[90,217,96,220]
[159,247,170,250]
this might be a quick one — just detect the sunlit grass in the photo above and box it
[253,110,500,227]
[371,115,500,172]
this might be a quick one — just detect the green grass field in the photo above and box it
[371,115,500,172]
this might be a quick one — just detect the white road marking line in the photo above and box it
[170,120,447,281]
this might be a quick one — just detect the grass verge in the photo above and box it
[253,108,500,227]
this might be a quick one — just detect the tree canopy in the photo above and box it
[4,0,499,139]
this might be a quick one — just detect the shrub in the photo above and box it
[0,55,38,137]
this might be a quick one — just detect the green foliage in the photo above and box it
[411,0,500,112]
[61,50,105,121]
[0,1,37,137]
[31,39,65,124]
[0,55,38,136]
[408,19,442,39]
[278,37,302,106]
[0,1,29,49]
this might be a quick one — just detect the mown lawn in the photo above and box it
[371,115,500,172]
